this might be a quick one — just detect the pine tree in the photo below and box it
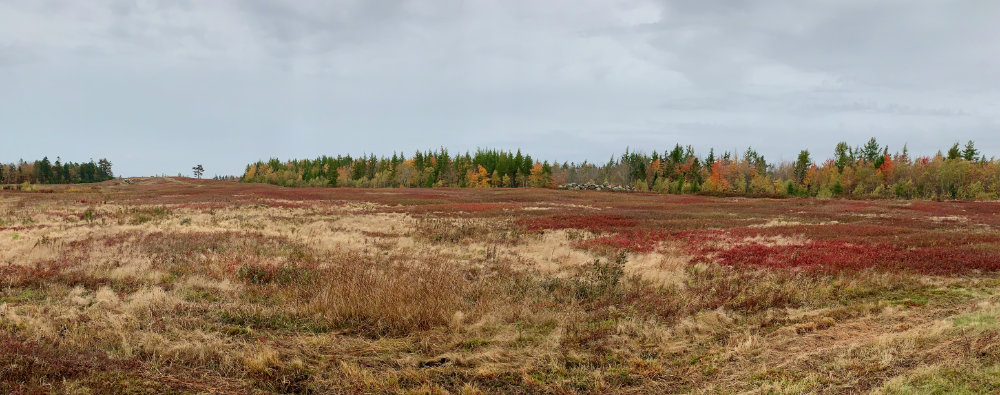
[38,157,53,184]
[962,141,979,161]
[794,150,811,184]
[834,142,852,171]
[947,143,962,160]
[861,138,881,164]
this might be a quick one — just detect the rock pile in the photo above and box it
[559,183,636,192]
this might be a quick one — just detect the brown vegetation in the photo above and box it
[2,177,1000,393]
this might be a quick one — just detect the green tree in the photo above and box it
[834,142,852,172]
[97,159,113,180]
[193,164,204,178]
[38,157,53,184]
[947,142,962,160]
[861,138,881,164]
[327,167,338,187]
[962,140,979,161]
[794,150,811,184]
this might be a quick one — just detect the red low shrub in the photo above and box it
[709,241,896,271]
[576,230,673,253]
[705,240,1000,274]
[449,203,519,212]
[0,260,107,289]
[519,214,638,232]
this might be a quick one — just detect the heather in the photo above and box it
[3,177,1000,393]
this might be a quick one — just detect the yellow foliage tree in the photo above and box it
[466,165,490,188]
[528,162,551,188]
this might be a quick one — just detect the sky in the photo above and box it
[2,0,998,177]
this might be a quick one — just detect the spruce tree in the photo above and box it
[947,143,962,160]
[861,138,881,164]
[834,142,851,171]
[962,141,979,161]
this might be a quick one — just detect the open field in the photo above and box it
[3,177,1000,393]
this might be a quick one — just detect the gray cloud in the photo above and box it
[0,1,997,176]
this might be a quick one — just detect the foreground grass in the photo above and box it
[2,178,1000,393]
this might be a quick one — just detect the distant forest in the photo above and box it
[241,138,1000,200]
[240,138,1000,199]
[1,157,114,185]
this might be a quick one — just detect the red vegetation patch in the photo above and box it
[260,200,315,209]
[0,335,218,393]
[577,230,673,253]
[0,225,48,232]
[827,200,875,213]
[705,240,1000,274]
[519,214,638,232]
[902,248,1000,273]
[450,203,519,212]
[725,224,910,241]
[893,232,1000,249]
[0,336,134,392]
[708,241,894,271]
[0,189,54,194]
[0,260,107,289]
[671,229,727,245]
[397,202,521,216]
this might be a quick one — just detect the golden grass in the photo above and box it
[3,180,1000,393]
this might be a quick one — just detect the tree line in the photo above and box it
[242,149,554,189]
[1,157,114,185]
[241,139,1000,200]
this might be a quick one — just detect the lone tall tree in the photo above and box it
[962,140,979,161]
[794,150,812,185]
[193,164,204,179]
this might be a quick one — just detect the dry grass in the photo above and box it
[2,178,1000,393]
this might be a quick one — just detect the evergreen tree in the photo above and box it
[97,159,113,180]
[794,150,811,184]
[352,158,366,180]
[947,142,962,160]
[834,142,852,171]
[861,138,881,164]
[38,157,53,184]
[53,157,63,183]
[962,141,979,161]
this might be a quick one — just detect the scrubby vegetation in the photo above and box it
[242,139,1000,200]
[3,177,1000,392]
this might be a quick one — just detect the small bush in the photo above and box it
[128,206,171,225]
[574,252,627,301]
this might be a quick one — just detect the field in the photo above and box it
[3,177,1000,393]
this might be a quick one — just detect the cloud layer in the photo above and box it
[2,1,997,176]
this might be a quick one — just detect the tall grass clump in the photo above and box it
[309,254,474,337]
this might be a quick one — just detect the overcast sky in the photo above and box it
[2,1,998,177]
